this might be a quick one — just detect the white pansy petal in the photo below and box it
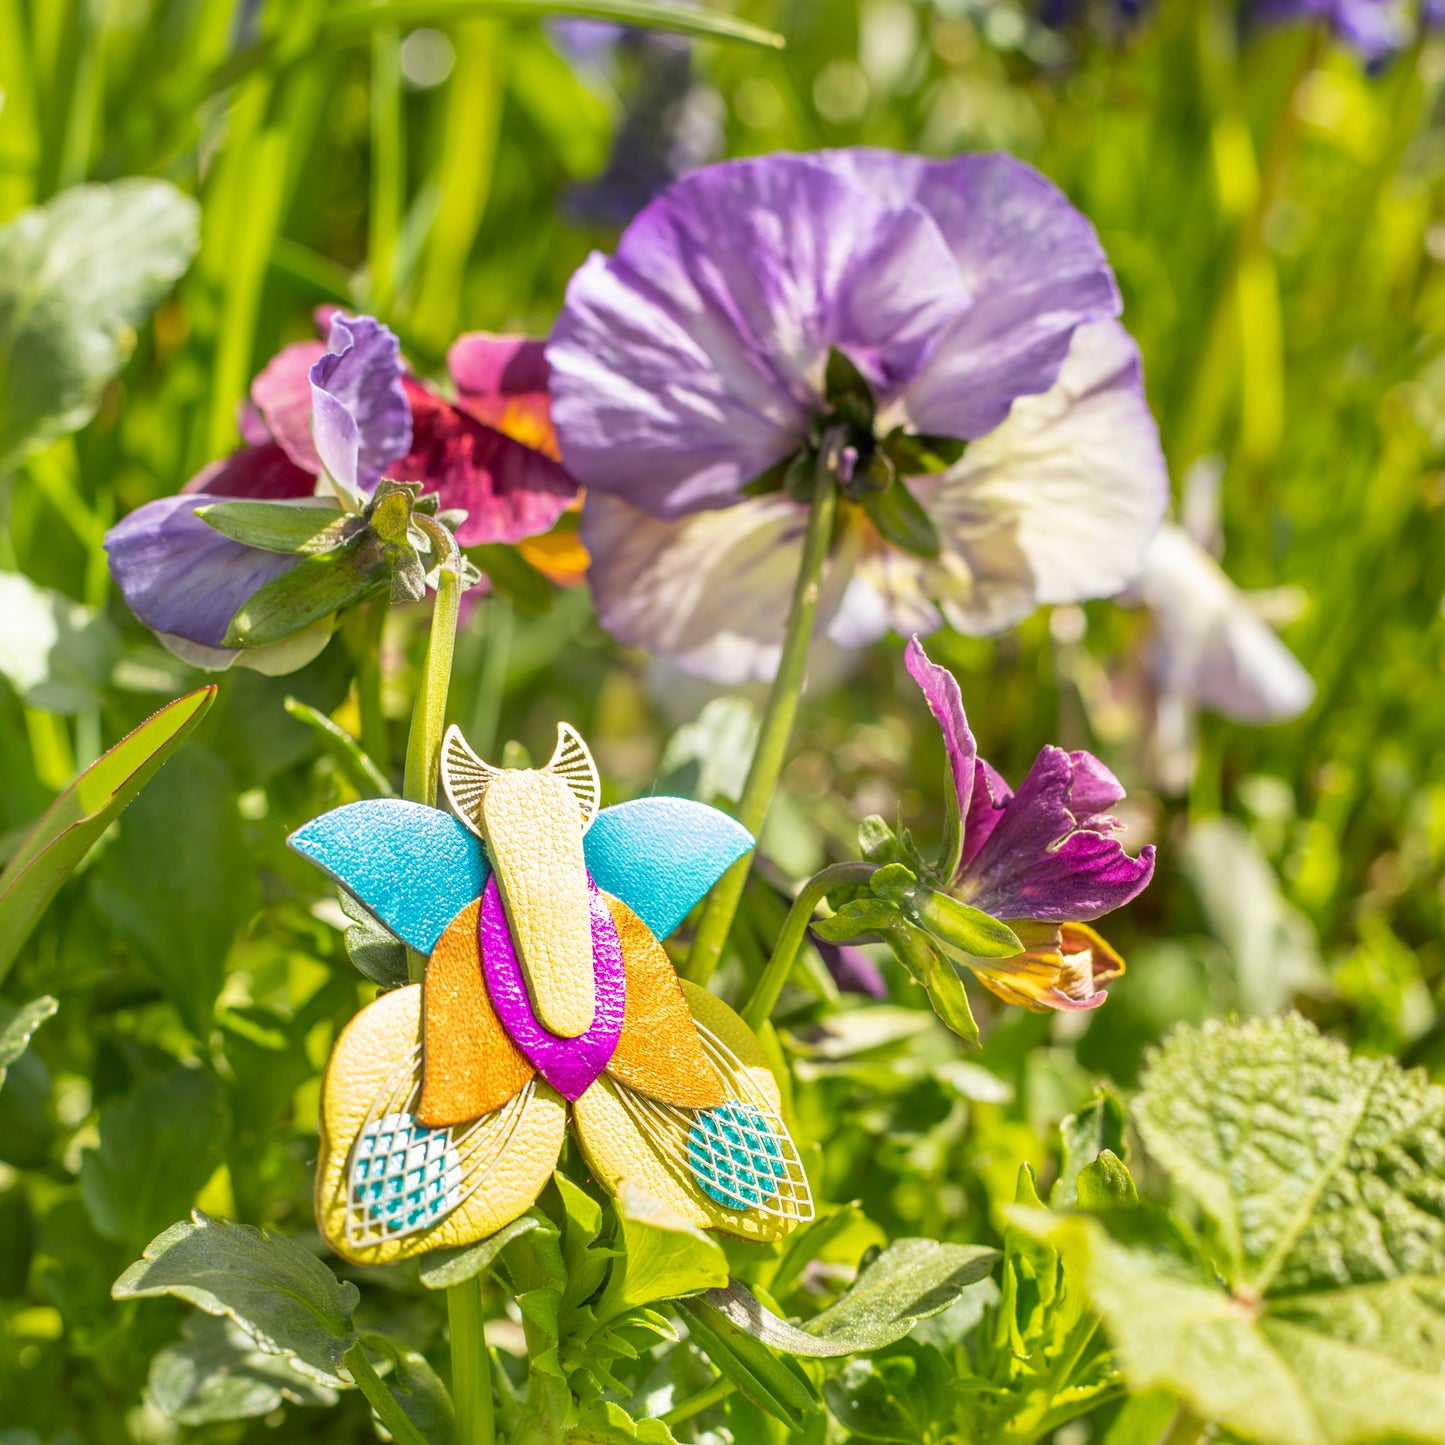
[581,493,857,684]
[827,545,947,649]
[923,319,1168,634]
[1139,524,1315,723]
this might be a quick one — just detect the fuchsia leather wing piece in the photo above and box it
[479,874,625,1101]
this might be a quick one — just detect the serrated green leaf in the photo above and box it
[596,1182,728,1320]
[0,995,56,1089]
[822,1342,954,1444]
[147,1314,339,1425]
[113,1212,359,1386]
[1020,1015,1445,1445]
[80,1070,230,1248]
[0,685,215,986]
[196,499,362,555]
[0,181,200,475]
[1051,1088,1129,1209]
[570,1400,679,1444]
[418,1210,545,1290]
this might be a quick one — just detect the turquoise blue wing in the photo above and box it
[288,800,489,953]
[583,798,753,940]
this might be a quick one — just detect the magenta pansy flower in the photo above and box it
[105,317,577,671]
[905,636,1154,1012]
[548,149,1168,683]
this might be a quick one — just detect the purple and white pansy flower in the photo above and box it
[548,149,1169,683]
[905,636,1154,1012]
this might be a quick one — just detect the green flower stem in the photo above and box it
[448,1273,495,1445]
[660,1376,736,1427]
[390,541,489,1442]
[344,1340,429,1445]
[742,861,876,1029]
[1160,1404,1211,1445]
[355,599,390,775]
[683,443,841,986]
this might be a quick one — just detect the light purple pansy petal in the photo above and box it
[811,149,1120,440]
[922,320,1169,634]
[251,339,326,474]
[962,745,1154,922]
[581,490,860,683]
[903,636,977,846]
[103,493,301,652]
[308,314,412,498]
[813,936,888,999]
[479,874,625,1102]
[548,153,972,519]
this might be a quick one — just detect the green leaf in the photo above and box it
[196,499,363,555]
[113,1211,359,1386]
[555,1172,615,1316]
[860,480,941,558]
[91,745,256,1034]
[147,1314,339,1425]
[871,865,1022,959]
[0,180,200,475]
[1021,1015,1445,1445]
[876,917,980,1048]
[680,1297,822,1432]
[701,1278,857,1357]
[323,1,783,52]
[337,890,410,988]
[811,896,901,943]
[0,995,56,1090]
[822,1342,954,1444]
[1075,1151,1138,1210]
[596,1182,728,1319]
[803,1238,1000,1352]
[224,531,392,647]
[360,1333,456,1444]
[418,1210,545,1290]
[1050,1087,1129,1208]
[0,572,118,714]
[0,685,215,986]
[570,1401,679,1444]
[283,697,394,797]
[80,1070,230,1248]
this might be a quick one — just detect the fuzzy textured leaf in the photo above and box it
[113,1211,359,1385]
[1021,1015,1445,1445]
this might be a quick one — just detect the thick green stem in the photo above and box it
[660,1376,735,1427]
[448,1274,494,1445]
[1159,1404,1211,1445]
[344,1341,429,1445]
[403,561,462,809]
[742,861,876,1028]
[683,446,840,985]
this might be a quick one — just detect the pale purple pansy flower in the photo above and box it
[549,150,1168,683]
[1254,0,1412,62]
[905,636,1153,1012]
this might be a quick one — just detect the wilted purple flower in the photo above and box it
[549,150,1168,682]
[1253,0,1412,62]
[906,637,1153,1012]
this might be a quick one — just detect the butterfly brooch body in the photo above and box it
[289,724,812,1265]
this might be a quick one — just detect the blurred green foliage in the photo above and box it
[3,0,1445,1439]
